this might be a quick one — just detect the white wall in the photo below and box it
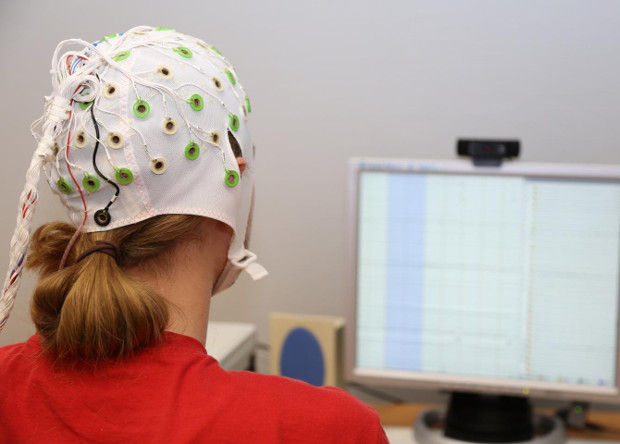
[1,0,619,363]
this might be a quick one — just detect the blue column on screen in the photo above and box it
[385,173,425,371]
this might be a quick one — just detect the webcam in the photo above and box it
[457,139,520,166]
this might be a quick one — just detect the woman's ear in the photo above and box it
[228,130,246,174]
[236,157,247,175]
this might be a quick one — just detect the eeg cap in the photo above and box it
[0,26,267,331]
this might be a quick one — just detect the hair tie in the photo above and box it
[75,241,120,264]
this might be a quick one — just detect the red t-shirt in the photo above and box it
[0,331,388,443]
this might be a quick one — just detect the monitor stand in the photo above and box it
[413,392,565,444]
[445,392,533,442]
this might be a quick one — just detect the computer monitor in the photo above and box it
[346,158,620,403]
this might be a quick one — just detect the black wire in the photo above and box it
[585,421,620,434]
[556,407,620,435]
[89,103,119,210]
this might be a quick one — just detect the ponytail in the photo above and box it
[27,215,204,362]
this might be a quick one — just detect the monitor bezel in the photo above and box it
[345,158,620,403]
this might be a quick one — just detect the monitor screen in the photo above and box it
[349,160,620,401]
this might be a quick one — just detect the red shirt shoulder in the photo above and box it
[223,371,387,443]
[0,332,388,444]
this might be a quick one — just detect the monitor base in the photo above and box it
[446,392,533,442]
[413,393,565,444]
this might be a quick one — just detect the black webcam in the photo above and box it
[457,139,520,166]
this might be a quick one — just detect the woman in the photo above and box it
[0,26,387,443]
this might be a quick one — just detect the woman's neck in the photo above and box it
[157,268,214,346]
[124,219,231,346]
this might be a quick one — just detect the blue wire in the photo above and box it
[9,253,24,278]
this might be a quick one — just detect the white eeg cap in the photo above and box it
[0,26,267,331]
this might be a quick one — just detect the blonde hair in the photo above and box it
[27,214,205,362]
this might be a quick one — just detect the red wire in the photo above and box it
[55,97,88,272]
[7,56,89,289]
[63,74,89,228]
[65,100,88,228]
[21,56,89,220]
[63,56,89,226]
[65,55,86,75]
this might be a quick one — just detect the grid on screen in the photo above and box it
[356,171,619,388]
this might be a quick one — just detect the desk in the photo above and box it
[373,404,620,443]
[205,321,256,371]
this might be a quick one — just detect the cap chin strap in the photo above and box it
[212,249,268,295]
